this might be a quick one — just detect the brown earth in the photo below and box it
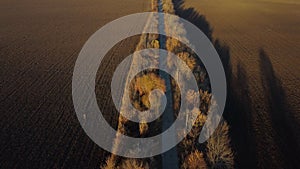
[0,0,151,168]
[1,0,300,168]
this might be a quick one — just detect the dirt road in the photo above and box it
[158,0,179,168]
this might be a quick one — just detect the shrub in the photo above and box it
[199,90,211,115]
[182,150,208,169]
[101,157,116,169]
[139,121,149,136]
[178,52,196,70]
[206,121,234,169]
[130,73,166,110]
[118,159,149,169]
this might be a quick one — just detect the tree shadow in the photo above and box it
[225,61,257,169]
[259,49,300,168]
[172,0,257,168]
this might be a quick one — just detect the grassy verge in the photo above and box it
[101,0,163,168]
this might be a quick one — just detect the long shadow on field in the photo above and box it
[259,49,300,168]
[173,0,212,41]
[173,0,257,168]
[225,61,257,169]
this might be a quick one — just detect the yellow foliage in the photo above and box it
[151,39,160,49]
[206,121,234,169]
[199,90,212,115]
[139,121,149,136]
[132,73,166,109]
[182,150,208,169]
[178,52,196,70]
[118,159,149,169]
[101,157,116,169]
